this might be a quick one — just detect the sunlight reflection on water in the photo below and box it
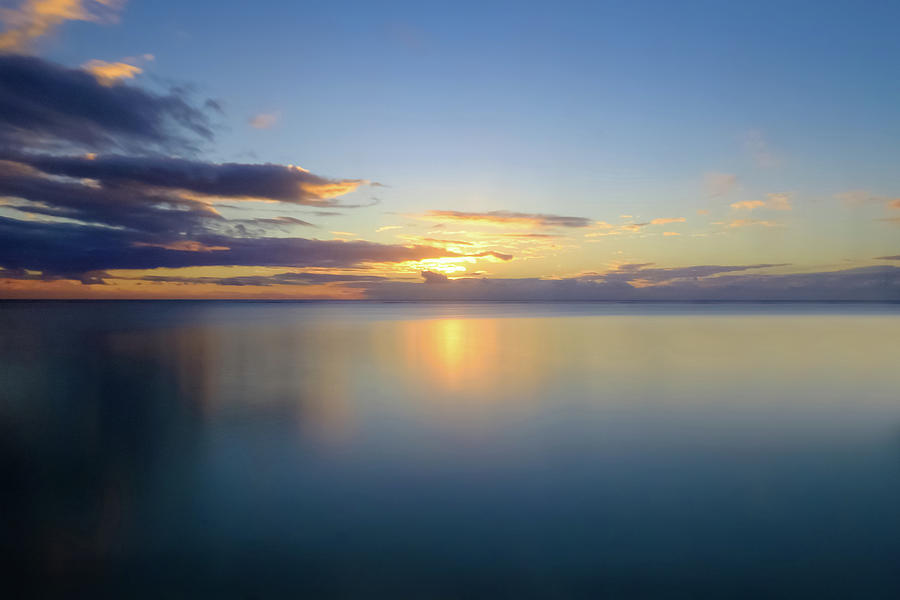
[2,301,900,597]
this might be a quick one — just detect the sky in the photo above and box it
[0,0,898,300]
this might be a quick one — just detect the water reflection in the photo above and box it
[2,302,900,597]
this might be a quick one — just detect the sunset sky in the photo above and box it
[1,0,898,299]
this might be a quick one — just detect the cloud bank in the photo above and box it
[364,265,900,302]
[0,54,458,285]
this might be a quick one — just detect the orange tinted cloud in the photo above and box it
[0,0,124,51]
[650,217,686,225]
[731,193,792,211]
[420,210,592,228]
[727,219,780,228]
[82,59,141,85]
[730,200,765,211]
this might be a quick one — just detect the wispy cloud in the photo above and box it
[726,219,781,228]
[418,210,593,228]
[249,111,280,129]
[0,0,124,51]
[731,193,792,211]
[584,217,685,237]
[704,172,737,197]
[835,190,900,208]
[744,129,779,168]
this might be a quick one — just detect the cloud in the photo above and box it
[599,262,786,284]
[420,237,472,246]
[136,271,390,287]
[249,111,279,129]
[251,216,316,227]
[0,164,223,233]
[471,250,513,261]
[82,59,140,84]
[730,200,765,211]
[0,54,431,288]
[9,152,370,205]
[731,193,792,211]
[81,56,150,85]
[726,219,780,228]
[500,233,562,239]
[419,210,592,228]
[704,172,737,197]
[764,193,792,210]
[649,217,686,225]
[744,129,778,168]
[0,0,124,52]
[0,53,214,152]
[363,265,900,302]
[876,255,900,261]
[421,270,449,284]
[0,216,462,279]
[836,190,900,208]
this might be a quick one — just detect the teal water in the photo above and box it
[2,301,900,598]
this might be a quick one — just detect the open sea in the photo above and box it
[2,301,900,598]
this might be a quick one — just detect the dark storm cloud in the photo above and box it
[0,54,213,152]
[362,265,900,302]
[8,152,369,205]
[0,217,459,279]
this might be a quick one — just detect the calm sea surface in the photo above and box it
[2,301,900,598]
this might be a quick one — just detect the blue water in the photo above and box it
[2,301,900,598]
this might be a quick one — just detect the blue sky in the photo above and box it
[1,0,899,298]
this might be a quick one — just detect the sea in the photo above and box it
[2,300,900,598]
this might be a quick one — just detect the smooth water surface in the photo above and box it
[2,301,900,598]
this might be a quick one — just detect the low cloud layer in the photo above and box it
[365,265,900,302]
[0,216,458,279]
